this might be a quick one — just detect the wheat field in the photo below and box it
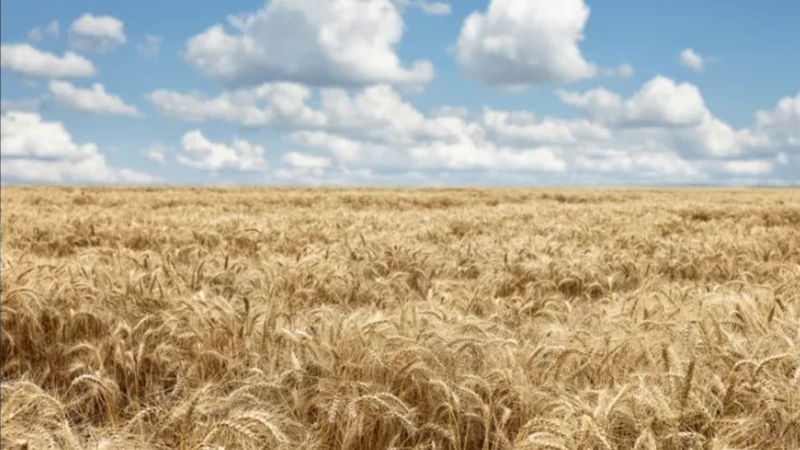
[1,187,799,450]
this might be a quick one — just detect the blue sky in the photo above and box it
[1,0,798,185]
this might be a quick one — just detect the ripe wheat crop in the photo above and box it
[1,187,799,450]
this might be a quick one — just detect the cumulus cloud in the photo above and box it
[556,87,621,117]
[148,83,325,126]
[184,0,434,88]
[482,108,612,145]
[1,44,96,78]
[456,0,598,88]
[554,81,800,179]
[137,34,163,60]
[319,84,428,141]
[680,48,705,72]
[755,92,800,148]
[283,152,332,170]
[408,139,566,171]
[315,85,492,148]
[290,131,373,162]
[149,90,270,125]
[679,117,767,157]
[288,85,569,172]
[558,76,775,158]
[28,20,60,42]
[431,106,470,119]
[274,152,334,180]
[436,141,562,177]
[49,80,141,116]
[572,149,702,179]
[0,111,151,182]
[719,160,773,176]
[2,157,108,183]
[150,83,435,140]
[151,82,692,177]
[69,14,127,53]
[144,78,795,184]
[178,130,267,171]
[1,111,97,160]
[558,76,710,127]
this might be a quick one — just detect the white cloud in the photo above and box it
[431,106,470,119]
[154,82,701,177]
[276,151,334,180]
[137,34,163,60]
[272,166,435,186]
[185,0,433,88]
[144,79,795,184]
[290,131,373,162]
[69,14,127,53]
[315,85,487,148]
[0,44,96,78]
[178,130,267,171]
[720,160,773,175]
[2,156,108,183]
[482,108,612,145]
[558,76,710,127]
[573,149,702,179]
[148,83,324,126]
[680,48,705,72]
[319,84,426,141]
[290,88,568,172]
[395,0,451,15]
[28,20,60,42]
[116,169,156,184]
[273,152,332,179]
[409,140,566,171]
[456,0,597,88]
[151,83,436,139]
[0,111,151,182]
[49,80,141,116]
[219,83,563,172]
[283,152,332,170]
[144,141,167,163]
[756,92,800,148]
[558,76,776,158]
[149,89,270,125]
[556,87,621,117]
[680,117,767,157]
[1,111,96,159]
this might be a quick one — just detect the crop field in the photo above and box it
[1,187,799,450]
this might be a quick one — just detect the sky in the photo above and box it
[1,0,798,186]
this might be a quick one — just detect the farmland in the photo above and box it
[1,187,799,449]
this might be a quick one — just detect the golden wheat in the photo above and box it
[1,187,799,449]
